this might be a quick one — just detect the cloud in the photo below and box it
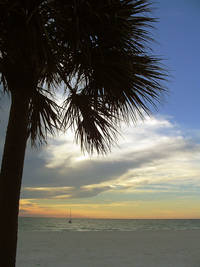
[21,186,74,199]
[1,87,199,212]
[21,184,112,200]
[20,115,200,200]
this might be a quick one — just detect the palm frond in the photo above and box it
[62,91,119,154]
[56,0,167,153]
[28,88,61,146]
[0,0,168,153]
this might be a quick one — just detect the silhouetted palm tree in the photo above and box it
[0,0,166,266]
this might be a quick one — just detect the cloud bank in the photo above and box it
[20,115,200,201]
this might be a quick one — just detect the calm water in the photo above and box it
[18,217,200,232]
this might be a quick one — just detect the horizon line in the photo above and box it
[19,215,200,220]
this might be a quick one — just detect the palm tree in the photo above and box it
[0,0,166,266]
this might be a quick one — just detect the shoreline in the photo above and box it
[17,230,200,267]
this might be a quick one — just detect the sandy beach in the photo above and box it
[16,230,200,267]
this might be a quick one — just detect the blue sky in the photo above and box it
[153,0,200,129]
[1,0,200,218]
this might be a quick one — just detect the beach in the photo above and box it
[16,230,200,267]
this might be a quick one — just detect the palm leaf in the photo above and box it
[62,91,119,154]
[0,0,167,153]
[28,88,61,146]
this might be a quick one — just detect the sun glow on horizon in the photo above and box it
[19,197,200,220]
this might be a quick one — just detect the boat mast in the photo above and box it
[68,208,72,223]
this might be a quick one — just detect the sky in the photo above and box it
[1,0,200,219]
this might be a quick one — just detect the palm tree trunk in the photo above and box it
[0,91,29,267]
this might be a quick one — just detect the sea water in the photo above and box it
[18,217,200,232]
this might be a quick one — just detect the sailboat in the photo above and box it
[68,209,72,223]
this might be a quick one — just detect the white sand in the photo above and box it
[16,230,200,267]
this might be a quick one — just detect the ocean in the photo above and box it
[18,217,200,232]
